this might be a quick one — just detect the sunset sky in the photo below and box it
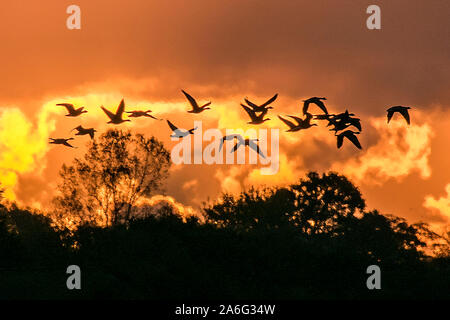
[0,0,449,230]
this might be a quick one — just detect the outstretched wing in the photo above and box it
[336,134,344,149]
[345,133,362,149]
[63,141,76,148]
[260,94,278,108]
[167,120,179,132]
[101,106,115,120]
[116,99,125,117]
[278,115,296,129]
[57,103,75,113]
[399,109,410,125]
[181,90,199,110]
[145,114,159,120]
[313,100,328,114]
[200,101,212,109]
[230,141,243,153]
[71,125,83,132]
[248,141,266,159]
[302,101,310,115]
[287,115,304,125]
[387,110,394,123]
[244,99,259,109]
[241,105,256,119]
[219,134,240,152]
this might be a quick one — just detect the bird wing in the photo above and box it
[116,99,125,117]
[387,110,394,123]
[57,103,75,113]
[101,106,115,120]
[345,133,362,149]
[63,141,75,148]
[337,134,344,149]
[181,90,199,110]
[287,115,304,125]
[399,109,410,125]
[167,120,179,132]
[260,94,278,108]
[248,140,266,159]
[145,114,158,120]
[313,100,329,114]
[230,141,243,153]
[244,99,259,109]
[278,115,296,129]
[302,101,310,115]
[241,105,257,120]
[201,101,212,109]
[219,135,239,151]
[71,125,83,132]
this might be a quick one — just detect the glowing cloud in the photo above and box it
[424,184,450,224]
[0,103,58,200]
[334,116,433,185]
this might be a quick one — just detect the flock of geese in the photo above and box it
[49,91,412,157]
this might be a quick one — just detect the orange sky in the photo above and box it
[0,0,449,230]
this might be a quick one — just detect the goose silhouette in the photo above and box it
[167,120,197,138]
[241,105,271,125]
[126,110,160,120]
[49,138,76,148]
[336,130,362,149]
[182,90,211,114]
[71,125,96,139]
[302,97,328,115]
[57,103,87,117]
[101,99,131,124]
[387,106,411,125]
[243,94,278,112]
[230,136,266,159]
[278,113,317,132]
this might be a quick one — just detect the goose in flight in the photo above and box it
[243,94,278,112]
[336,130,362,149]
[71,125,96,139]
[241,105,271,125]
[49,138,76,148]
[278,113,317,132]
[57,103,87,117]
[125,110,159,120]
[387,106,411,125]
[182,90,211,114]
[302,97,328,115]
[101,99,131,124]
[167,120,197,138]
[230,137,266,159]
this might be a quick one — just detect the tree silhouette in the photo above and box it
[52,129,171,228]
[204,172,366,235]
[290,172,366,235]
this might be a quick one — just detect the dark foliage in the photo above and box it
[0,172,449,299]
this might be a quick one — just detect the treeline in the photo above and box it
[0,172,449,299]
